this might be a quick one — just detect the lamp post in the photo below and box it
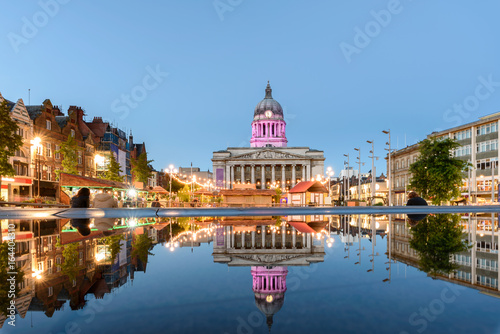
[165,164,178,207]
[367,140,377,206]
[326,166,334,197]
[382,130,392,206]
[30,137,42,197]
[343,154,350,202]
[354,148,363,201]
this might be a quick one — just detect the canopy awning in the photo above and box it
[59,172,130,190]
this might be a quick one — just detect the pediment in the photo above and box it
[233,254,308,265]
[232,149,306,160]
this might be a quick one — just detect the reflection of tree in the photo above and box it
[103,235,125,262]
[61,242,80,281]
[132,234,154,263]
[0,242,24,316]
[409,214,469,275]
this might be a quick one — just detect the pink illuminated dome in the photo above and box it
[250,82,288,148]
[251,266,288,332]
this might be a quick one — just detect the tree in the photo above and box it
[55,134,78,179]
[0,100,23,196]
[131,234,154,263]
[0,242,24,316]
[101,154,123,182]
[409,214,469,275]
[103,234,125,262]
[409,138,469,205]
[131,152,153,184]
[61,242,80,281]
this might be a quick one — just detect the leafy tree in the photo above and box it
[101,154,123,182]
[131,152,153,184]
[55,134,79,179]
[177,184,191,202]
[0,100,23,194]
[61,242,80,281]
[0,242,24,316]
[409,214,469,275]
[131,234,154,263]
[273,188,282,204]
[409,138,469,205]
[103,234,125,262]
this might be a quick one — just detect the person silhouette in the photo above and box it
[406,191,428,224]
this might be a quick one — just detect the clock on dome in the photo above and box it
[265,110,272,118]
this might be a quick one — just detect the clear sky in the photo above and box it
[2,0,500,176]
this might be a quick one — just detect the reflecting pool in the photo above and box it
[2,214,500,333]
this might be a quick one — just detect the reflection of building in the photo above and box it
[212,83,325,191]
[390,215,500,296]
[251,266,287,331]
[213,219,326,331]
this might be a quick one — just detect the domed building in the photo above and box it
[212,82,325,190]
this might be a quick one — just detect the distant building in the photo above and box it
[212,83,325,191]
[178,167,213,184]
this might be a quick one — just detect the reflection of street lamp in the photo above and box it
[367,140,377,206]
[30,137,42,197]
[165,164,178,207]
[344,154,350,201]
[382,130,392,206]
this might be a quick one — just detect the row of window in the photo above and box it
[476,158,498,170]
[454,129,471,140]
[235,165,302,173]
[477,139,498,153]
[477,122,498,136]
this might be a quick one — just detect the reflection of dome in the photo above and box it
[251,266,288,332]
[254,82,284,118]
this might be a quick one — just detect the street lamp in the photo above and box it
[343,154,350,202]
[382,130,392,206]
[30,137,42,197]
[95,154,105,178]
[354,148,363,201]
[367,140,377,206]
[165,164,178,207]
[326,167,334,197]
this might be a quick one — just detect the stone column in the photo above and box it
[251,231,255,249]
[225,165,230,189]
[262,226,266,247]
[251,164,255,184]
[302,165,306,181]
[307,164,311,181]
[292,164,296,186]
[261,165,265,189]
[282,226,286,249]
[271,165,275,184]
[292,230,296,249]
[281,164,286,190]
[231,228,235,249]
[230,165,234,189]
[241,164,245,184]
[241,232,245,249]
[226,226,231,247]
[272,230,276,248]
[302,233,306,247]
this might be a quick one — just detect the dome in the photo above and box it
[254,82,283,118]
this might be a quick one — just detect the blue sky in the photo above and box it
[2,0,500,176]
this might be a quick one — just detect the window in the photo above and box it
[235,166,240,173]
[46,120,51,130]
[48,286,53,297]
[454,145,471,157]
[47,166,52,181]
[476,158,498,170]
[46,143,51,157]
[477,123,498,136]
[55,145,60,159]
[454,129,471,140]
[78,152,82,165]
[70,129,75,137]
[476,139,498,153]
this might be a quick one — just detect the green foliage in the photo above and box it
[103,234,125,262]
[409,214,469,275]
[101,154,123,182]
[61,242,80,281]
[131,234,154,263]
[0,100,23,181]
[55,135,79,179]
[274,188,282,203]
[0,242,25,316]
[164,174,184,193]
[409,138,470,205]
[131,152,153,184]
[177,185,191,202]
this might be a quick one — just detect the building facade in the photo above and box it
[212,83,325,190]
